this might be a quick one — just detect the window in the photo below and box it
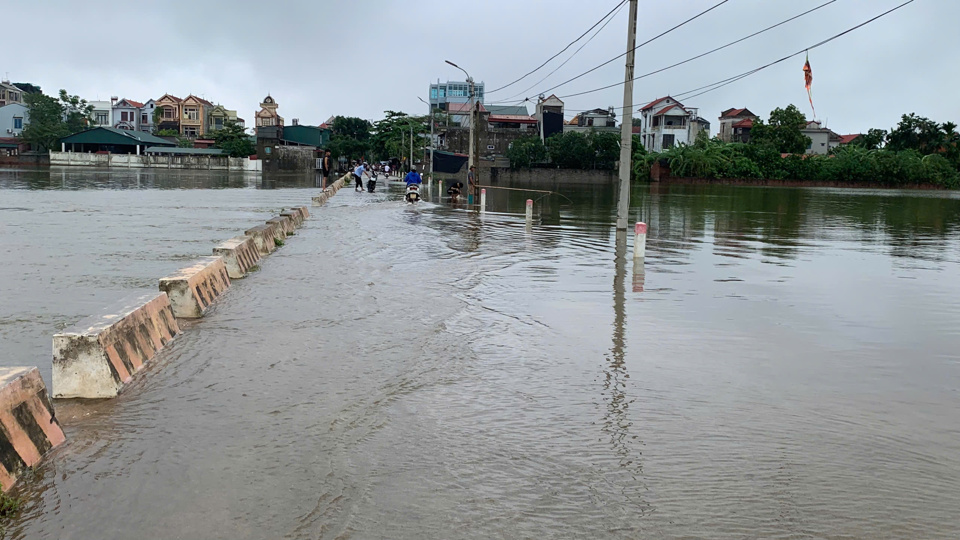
[141,114,148,124]
[184,107,199,121]
[662,134,675,149]
[430,88,438,99]
[214,118,223,129]
[121,111,128,121]
[95,112,109,125]
[439,87,446,98]
[183,126,198,137]
[163,107,175,119]
[13,117,22,129]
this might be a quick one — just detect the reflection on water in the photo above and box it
[0,166,324,190]
[1,170,959,539]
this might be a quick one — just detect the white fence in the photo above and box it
[49,152,262,172]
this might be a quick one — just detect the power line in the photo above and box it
[499,1,629,103]
[555,0,838,100]
[486,0,628,95]
[527,0,732,100]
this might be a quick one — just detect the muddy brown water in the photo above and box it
[0,167,958,539]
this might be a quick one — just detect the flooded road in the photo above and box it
[1,167,959,538]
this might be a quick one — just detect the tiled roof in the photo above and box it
[487,104,529,116]
[732,118,754,128]
[838,134,862,144]
[488,114,537,124]
[641,96,680,111]
[118,99,144,108]
[654,104,688,116]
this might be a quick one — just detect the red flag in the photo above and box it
[803,51,816,118]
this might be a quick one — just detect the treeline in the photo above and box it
[507,131,620,170]
[635,105,960,188]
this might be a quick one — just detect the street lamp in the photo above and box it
[445,60,477,200]
[418,96,435,181]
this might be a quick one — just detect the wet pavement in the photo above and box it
[1,167,959,538]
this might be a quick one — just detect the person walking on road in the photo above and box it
[353,161,371,191]
[321,150,333,188]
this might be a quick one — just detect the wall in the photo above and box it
[0,103,28,136]
[445,126,531,158]
[49,151,261,171]
[482,167,617,186]
[276,145,315,171]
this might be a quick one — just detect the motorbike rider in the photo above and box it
[403,166,422,186]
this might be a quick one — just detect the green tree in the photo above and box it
[327,116,372,162]
[856,128,888,150]
[209,121,255,157]
[750,104,811,154]
[589,131,621,169]
[886,113,945,154]
[21,89,94,151]
[152,107,164,132]
[506,136,547,169]
[156,129,180,137]
[12,82,42,95]
[546,132,593,168]
[371,111,427,162]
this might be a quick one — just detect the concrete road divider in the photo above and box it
[280,210,303,229]
[245,224,279,255]
[267,216,295,236]
[0,367,66,491]
[311,193,328,206]
[159,256,231,319]
[213,236,261,279]
[294,206,309,221]
[53,292,180,399]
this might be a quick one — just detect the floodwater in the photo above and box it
[0,167,958,539]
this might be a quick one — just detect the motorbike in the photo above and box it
[367,173,378,193]
[405,183,421,203]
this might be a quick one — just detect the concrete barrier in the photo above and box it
[244,224,279,255]
[158,256,231,318]
[0,367,66,491]
[267,216,295,236]
[213,236,261,279]
[279,210,304,229]
[311,193,328,206]
[294,206,309,220]
[53,292,181,399]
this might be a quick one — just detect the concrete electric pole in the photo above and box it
[616,0,639,230]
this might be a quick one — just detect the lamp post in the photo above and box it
[418,96,435,181]
[445,60,476,200]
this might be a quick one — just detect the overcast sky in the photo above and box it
[6,0,953,135]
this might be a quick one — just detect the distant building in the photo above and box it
[255,95,283,133]
[180,95,214,138]
[0,81,24,107]
[429,80,485,112]
[535,94,565,142]
[802,120,841,155]
[140,99,157,133]
[718,108,759,143]
[837,134,863,146]
[112,98,144,131]
[282,124,331,148]
[155,94,183,133]
[88,100,114,127]
[0,103,28,137]
[639,96,709,152]
[564,107,618,134]
[208,104,241,132]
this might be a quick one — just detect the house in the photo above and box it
[535,94,565,142]
[802,120,841,155]
[0,81,24,107]
[139,99,157,133]
[837,134,863,146]
[564,107,618,134]
[59,126,175,154]
[255,95,283,133]
[718,108,758,142]
[446,101,486,128]
[112,98,144,131]
[208,104,242,132]
[429,80,486,112]
[180,95,214,138]
[0,103,29,137]
[88,100,114,127]
[154,94,183,133]
[639,96,710,152]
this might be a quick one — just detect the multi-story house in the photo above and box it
[112,98,144,131]
[155,94,182,133]
[208,104,243,132]
[139,99,156,133]
[429,80,485,112]
[0,103,28,136]
[180,94,214,137]
[535,94,565,142]
[255,95,283,133]
[639,96,710,152]
[0,81,24,107]
[802,120,841,155]
[564,107,619,134]
[717,108,759,143]
[89,100,114,127]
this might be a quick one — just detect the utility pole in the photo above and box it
[418,94,436,180]
[468,77,477,200]
[409,122,414,171]
[616,0,639,230]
